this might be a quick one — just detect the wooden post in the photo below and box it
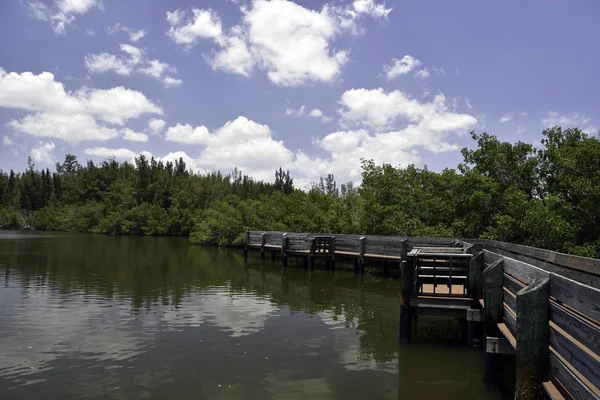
[400,239,408,262]
[358,236,365,274]
[330,236,336,270]
[467,252,484,346]
[515,277,550,399]
[308,237,316,270]
[482,259,504,388]
[399,258,414,343]
[281,233,289,267]
[244,231,249,259]
[260,232,266,259]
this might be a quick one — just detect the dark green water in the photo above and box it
[0,231,504,399]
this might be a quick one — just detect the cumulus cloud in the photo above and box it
[163,76,183,88]
[85,44,181,86]
[287,88,478,181]
[166,0,390,86]
[499,113,514,123]
[308,108,332,123]
[148,118,166,135]
[0,68,162,142]
[382,55,421,80]
[165,116,292,180]
[284,106,331,123]
[27,0,102,35]
[120,128,148,142]
[30,141,56,164]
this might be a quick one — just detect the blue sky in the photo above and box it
[1,0,599,186]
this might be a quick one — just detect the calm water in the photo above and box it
[0,231,504,399]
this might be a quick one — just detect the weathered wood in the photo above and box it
[504,304,517,335]
[504,273,527,295]
[549,321,600,392]
[542,380,566,400]
[399,259,414,343]
[485,239,600,277]
[515,277,550,399]
[485,244,600,288]
[483,259,504,335]
[482,259,504,388]
[550,302,600,356]
[549,350,600,400]
[550,274,600,323]
[468,251,484,300]
[486,336,515,355]
[504,287,517,315]
[281,233,289,267]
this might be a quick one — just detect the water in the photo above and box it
[0,230,504,399]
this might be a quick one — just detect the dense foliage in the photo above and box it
[1,127,600,257]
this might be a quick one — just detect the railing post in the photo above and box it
[482,259,504,388]
[358,236,365,274]
[399,256,415,343]
[330,236,336,269]
[244,231,249,259]
[281,233,289,267]
[308,237,316,269]
[515,277,550,399]
[260,232,266,259]
[467,251,484,347]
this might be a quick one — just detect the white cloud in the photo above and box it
[499,113,514,123]
[166,8,223,46]
[415,68,430,79]
[0,69,161,142]
[279,88,479,181]
[27,0,102,35]
[165,116,293,180]
[352,0,392,18]
[84,52,132,75]
[382,55,421,81]
[165,123,210,144]
[163,76,182,88]
[140,60,170,78]
[120,128,148,142]
[148,118,166,135]
[105,23,148,42]
[209,27,254,76]
[541,111,594,133]
[85,44,180,86]
[155,151,203,174]
[30,141,56,164]
[84,147,138,159]
[167,0,390,86]
[308,108,332,123]
[127,29,148,42]
[338,88,476,134]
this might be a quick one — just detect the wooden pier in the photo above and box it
[244,231,600,400]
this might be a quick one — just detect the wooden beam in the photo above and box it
[515,277,550,399]
[399,258,414,343]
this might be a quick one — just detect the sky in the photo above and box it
[1,0,599,187]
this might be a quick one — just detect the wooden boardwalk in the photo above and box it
[244,231,600,399]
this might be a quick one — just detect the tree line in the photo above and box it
[1,126,599,257]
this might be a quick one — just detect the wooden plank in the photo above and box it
[550,302,600,355]
[485,245,600,288]
[489,250,549,285]
[483,259,504,336]
[504,272,527,294]
[504,303,517,335]
[549,349,600,400]
[486,239,600,276]
[469,252,484,300]
[550,274,600,323]
[504,287,517,314]
[543,380,566,400]
[498,322,516,349]
[549,321,600,391]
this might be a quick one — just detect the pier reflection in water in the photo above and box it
[0,231,504,399]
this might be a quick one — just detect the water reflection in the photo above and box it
[0,231,503,399]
